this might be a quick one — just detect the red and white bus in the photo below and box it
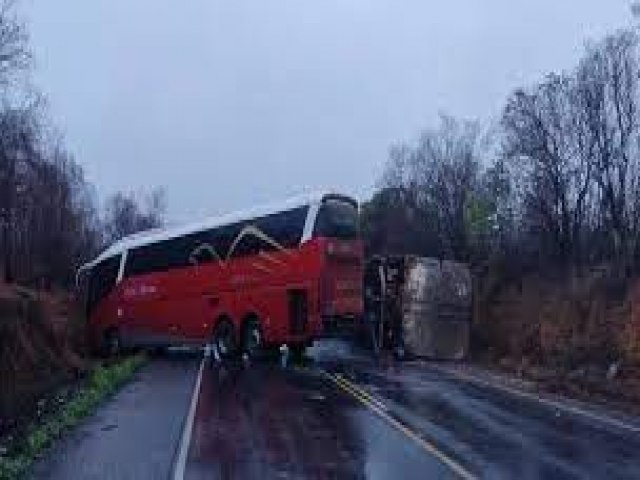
[78,192,363,358]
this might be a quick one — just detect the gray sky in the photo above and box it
[21,1,633,222]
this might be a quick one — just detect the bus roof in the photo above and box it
[80,190,355,271]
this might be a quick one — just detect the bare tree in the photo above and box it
[376,115,490,261]
[0,0,29,84]
[0,104,40,281]
[102,188,167,245]
[576,30,640,262]
[502,73,594,265]
[0,1,166,288]
[372,28,640,274]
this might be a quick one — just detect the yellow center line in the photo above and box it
[319,369,476,480]
[331,374,389,411]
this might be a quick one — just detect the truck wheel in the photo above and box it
[212,320,236,360]
[243,317,263,359]
[393,344,408,360]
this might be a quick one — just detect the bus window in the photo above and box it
[256,206,309,249]
[125,236,191,277]
[125,241,172,277]
[231,206,309,257]
[313,199,359,240]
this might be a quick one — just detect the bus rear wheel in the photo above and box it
[243,317,263,359]
[290,344,307,363]
[211,320,236,360]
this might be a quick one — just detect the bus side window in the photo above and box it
[126,237,185,276]
[256,206,309,249]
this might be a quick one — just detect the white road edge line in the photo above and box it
[172,357,205,480]
[433,365,640,435]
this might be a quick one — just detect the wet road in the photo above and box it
[182,342,640,479]
[319,358,640,479]
[31,342,640,479]
[184,361,455,479]
[32,353,199,480]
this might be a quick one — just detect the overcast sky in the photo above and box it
[20,1,634,222]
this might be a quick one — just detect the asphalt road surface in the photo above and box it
[31,351,199,479]
[32,342,640,480]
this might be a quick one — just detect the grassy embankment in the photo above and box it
[0,355,145,480]
[0,284,146,479]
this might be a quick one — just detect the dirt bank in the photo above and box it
[473,268,640,412]
[0,284,88,436]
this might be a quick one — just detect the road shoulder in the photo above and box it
[428,361,640,434]
[30,355,198,480]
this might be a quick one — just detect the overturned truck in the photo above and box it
[364,255,472,360]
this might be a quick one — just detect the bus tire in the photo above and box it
[290,343,306,363]
[242,316,263,359]
[211,319,236,361]
[103,328,122,357]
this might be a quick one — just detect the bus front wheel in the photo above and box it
[102,328,122,357]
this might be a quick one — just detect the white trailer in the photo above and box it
[364,255,471,359]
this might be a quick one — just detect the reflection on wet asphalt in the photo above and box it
[185,342,640,480]
[185,359,453,479]
[322,358,640,480]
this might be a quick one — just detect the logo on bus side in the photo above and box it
[124,284,158,298]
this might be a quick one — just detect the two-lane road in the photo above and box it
[182,360,460,479]
[33,342,640,479]
[316,355,640,479]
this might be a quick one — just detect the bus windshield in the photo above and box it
[314,198,359,240]
[86,255,121,315]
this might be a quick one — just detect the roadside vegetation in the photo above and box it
[363,22,640,405]
[0,284,85,429]
[0,0,166,290]
[0,354,145,480]
[0,283,146,480]
[0,2,161,476]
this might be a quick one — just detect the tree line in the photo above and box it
[4,0,637,288]
[364,27,640,276]
[0,1,165,288]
